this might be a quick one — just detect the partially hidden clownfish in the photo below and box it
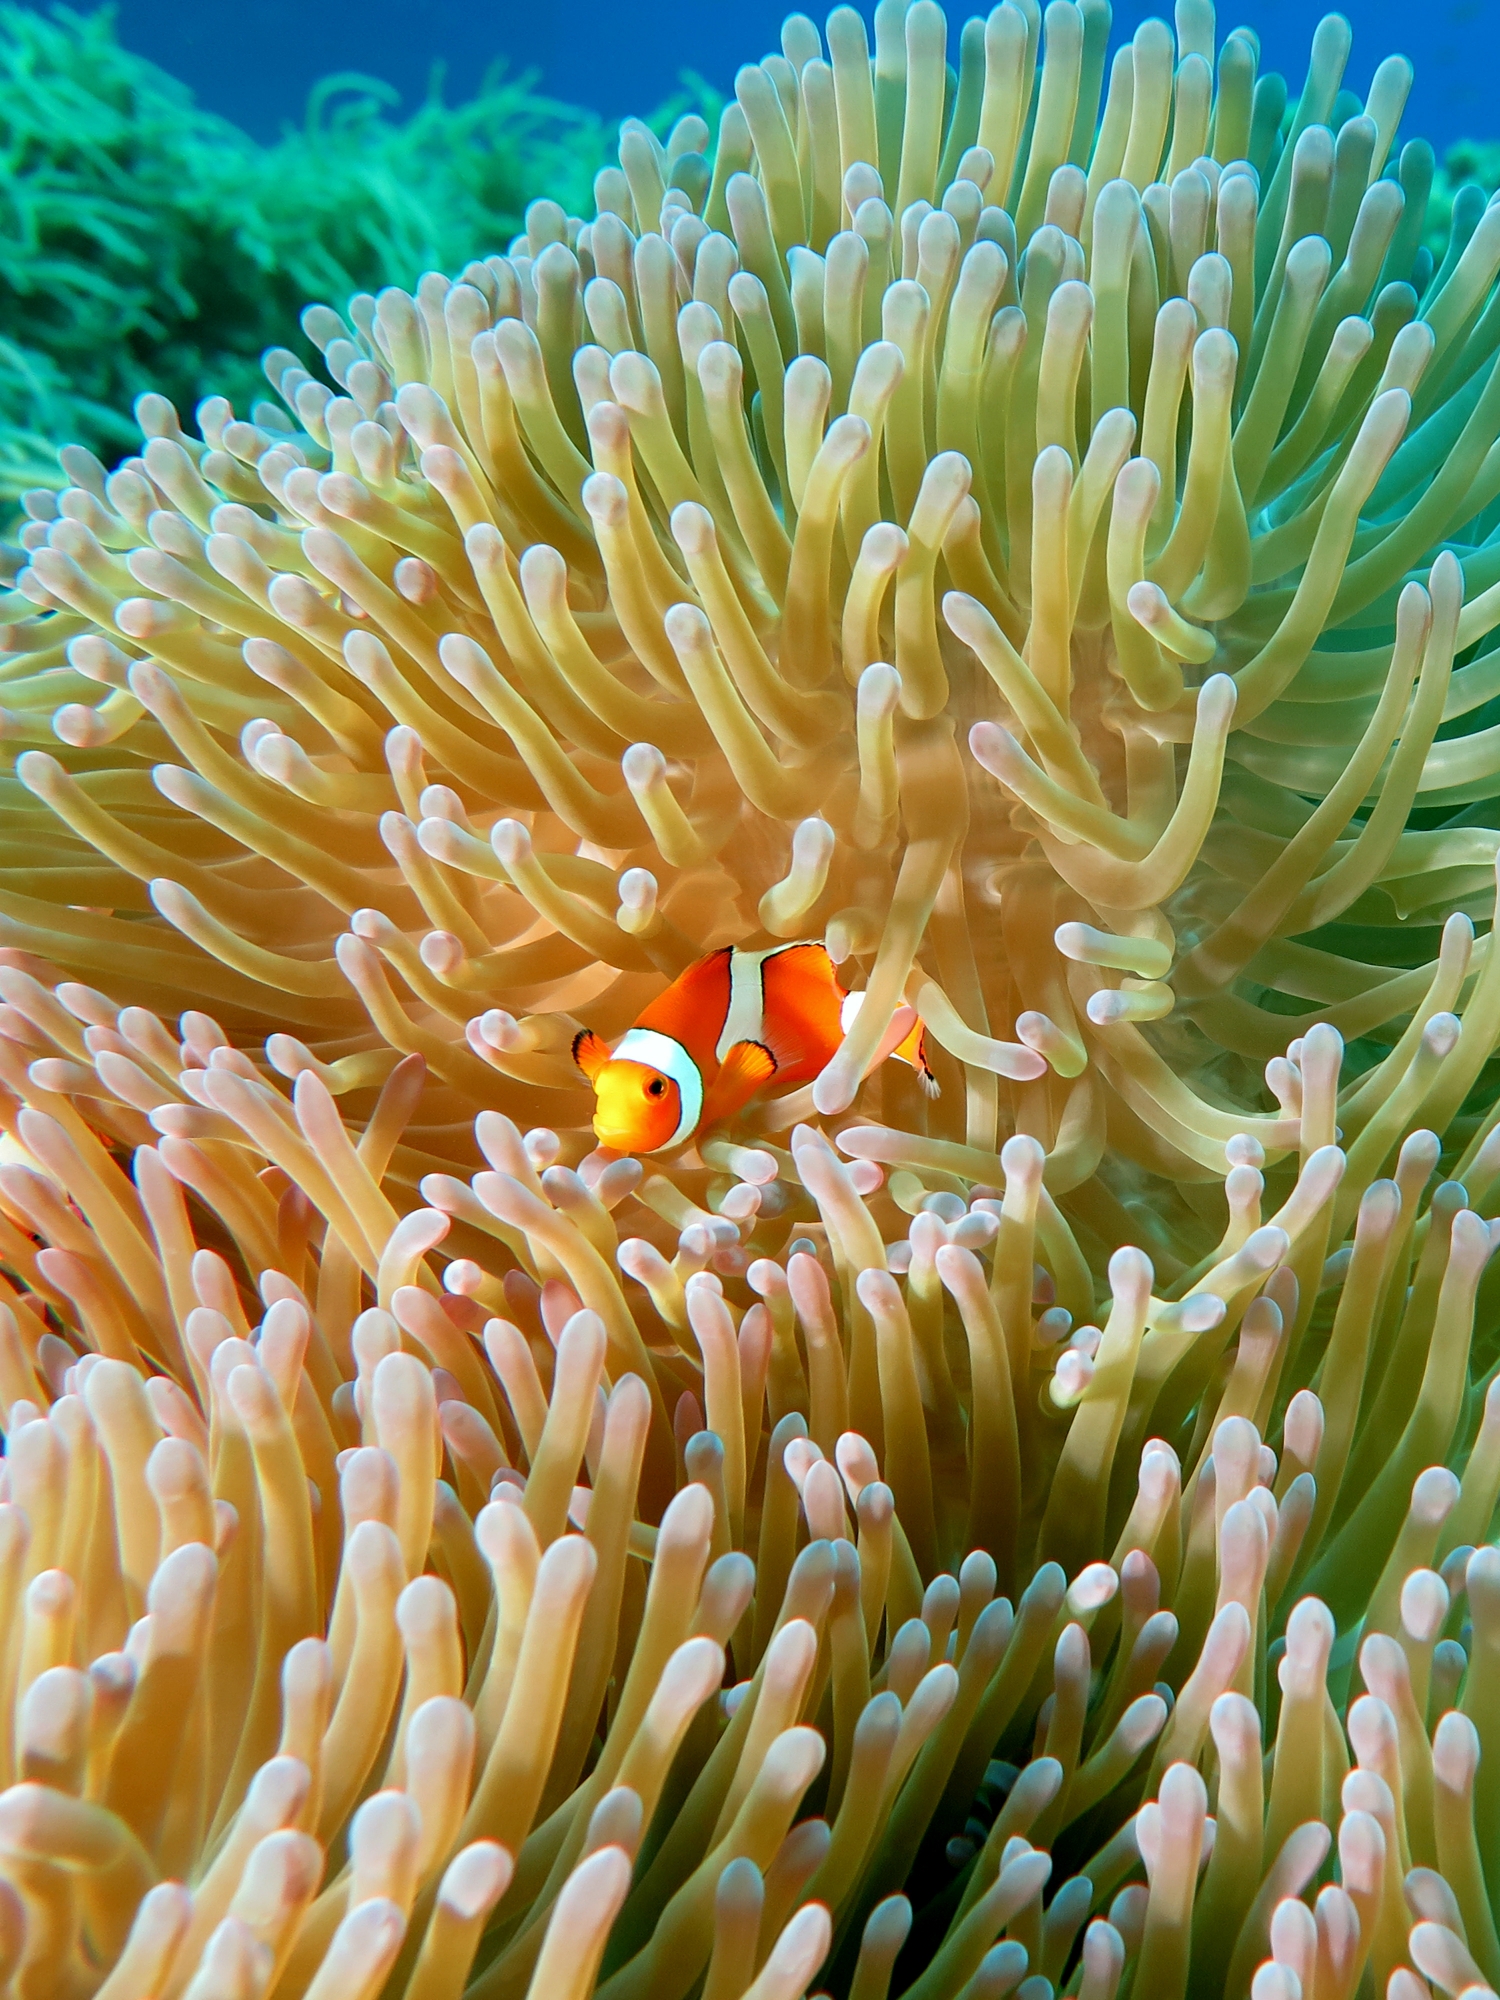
[573,941,937,1155]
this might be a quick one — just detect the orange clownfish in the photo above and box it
[573,941,937,1155]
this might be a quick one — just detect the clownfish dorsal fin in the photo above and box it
[700,1038,778,1130]
[572,1028,611,1082]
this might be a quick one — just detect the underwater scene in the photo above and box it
[2,0,1500,1995]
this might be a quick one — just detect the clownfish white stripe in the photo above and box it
[716,948,775,1063]
[611,1028,703,1149]
[841,990,922,1068]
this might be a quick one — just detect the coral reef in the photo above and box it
[0,0,1493,1996]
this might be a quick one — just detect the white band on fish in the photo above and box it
[611,1028,704,1150]
[717,947,773,1063]
[840,990,920,1066]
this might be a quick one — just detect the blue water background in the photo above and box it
[71,0,1500,158]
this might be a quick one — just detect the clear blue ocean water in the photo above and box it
[50,0,1500,158]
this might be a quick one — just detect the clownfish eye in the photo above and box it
[646,1076,668,1098]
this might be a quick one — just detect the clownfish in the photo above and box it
[573,941,937,1155]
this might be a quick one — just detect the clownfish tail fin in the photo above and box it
[890,1015,941,1096]
[917,1035,942,1097]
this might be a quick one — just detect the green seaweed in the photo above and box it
[1429,136,1500,251]
[0,5,712,491]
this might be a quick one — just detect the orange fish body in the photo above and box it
[574,941,935,1154]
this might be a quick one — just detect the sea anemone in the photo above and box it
[0,1,1495,1995]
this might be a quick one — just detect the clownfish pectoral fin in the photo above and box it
[572,1028,611,1082]
[700,1039,778,1129]
[892,1017,941,1097]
